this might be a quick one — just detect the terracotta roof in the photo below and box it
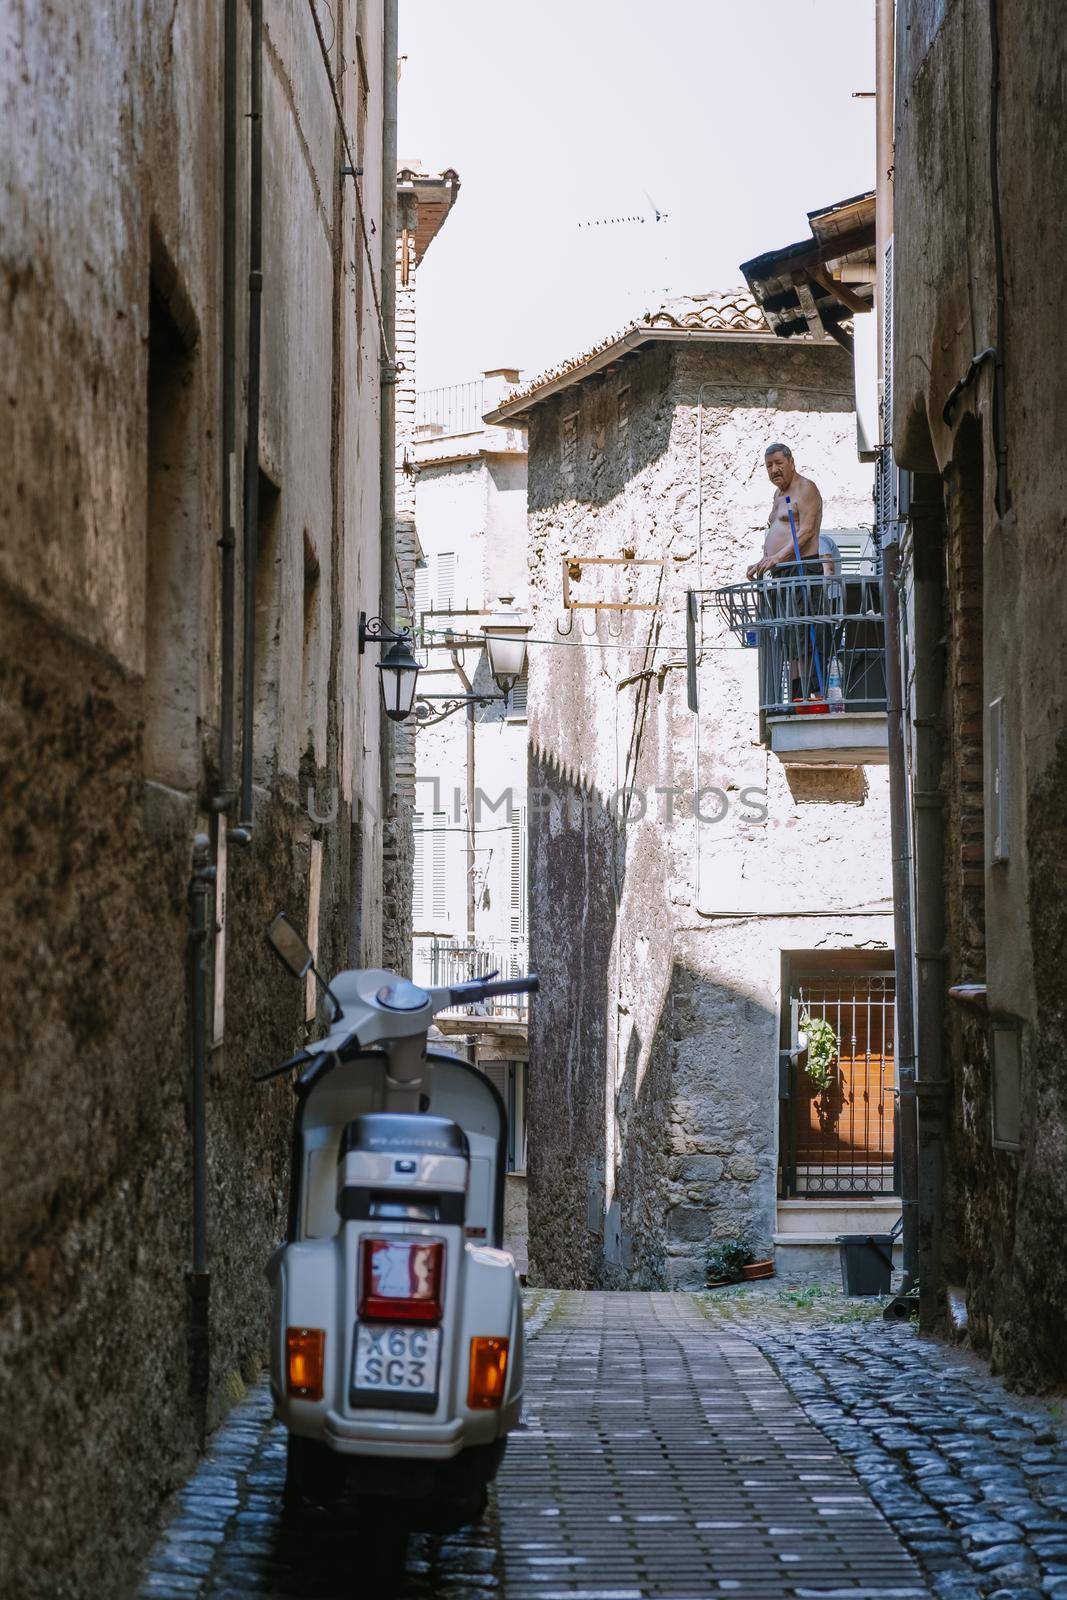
[482,291,773,423]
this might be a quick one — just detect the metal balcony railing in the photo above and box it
[415,379,486,439]
[713,558,887,715]
[429,937,530,1020]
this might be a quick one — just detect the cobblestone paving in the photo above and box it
[139,1288,925,1599]
[698,1286,1067,1600]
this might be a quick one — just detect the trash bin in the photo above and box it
[838,1233,895,1296]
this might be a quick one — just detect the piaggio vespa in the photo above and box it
[258,912,538,1534]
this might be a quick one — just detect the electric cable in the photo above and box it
[308,0,392,362]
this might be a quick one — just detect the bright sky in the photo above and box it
[399,0,875,392]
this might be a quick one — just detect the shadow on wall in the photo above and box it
[526,743,778,1291]
[525,342,676,513]
[526,742,621,1289]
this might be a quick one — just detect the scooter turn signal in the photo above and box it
[468,1336,509,1409]
[286,1327,325,1400]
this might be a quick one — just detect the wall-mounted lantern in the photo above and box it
[480,596,531,701]
[359,612,421,722]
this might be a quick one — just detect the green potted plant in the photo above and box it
[799,1011,838,1094]
[705,1237,774,1287]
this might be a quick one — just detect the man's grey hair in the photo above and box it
[765,442,793,460]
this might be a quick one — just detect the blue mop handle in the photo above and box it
[785,496,825,695]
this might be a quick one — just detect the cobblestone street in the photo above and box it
[139,1291,1067,1600]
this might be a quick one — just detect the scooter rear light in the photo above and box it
[359,1237,444,1324]
[286,1327,325,1400]
[468,1336,509,1409]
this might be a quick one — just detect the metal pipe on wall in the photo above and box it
[911,493,948,1327]
[239,0,264,829]
[874,0,895,346]
[216,0,238,810]
[187,834,215,1419]
[882,539,919,1290]
[378,0,399,850]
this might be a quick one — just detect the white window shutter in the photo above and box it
[510,805,527,938]
[413,810,425,922]
[436,551,456,612]
[414,564,431,634]
[432,810,447,920]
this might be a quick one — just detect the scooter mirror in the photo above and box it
[267,912,313,979]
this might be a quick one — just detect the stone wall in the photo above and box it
[524,334,893,1289]
[892,0,1067,1386]
[0,5,387,1594]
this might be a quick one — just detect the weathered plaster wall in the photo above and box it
[525,336,892,1289]
[893,0,1067,1385]
[0,5,386,1594]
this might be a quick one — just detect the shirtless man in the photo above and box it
[746,443,823,579]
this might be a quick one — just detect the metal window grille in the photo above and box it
[779,970,898,1199]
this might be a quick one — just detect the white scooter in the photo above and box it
[259,913,538,1534]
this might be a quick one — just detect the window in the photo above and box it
[506,673,528,721]
[561,412,578,488]
[432,810,448,920]
[252,472,282,780]
[300,529,321,762]
[479,1059,527,1172]
[510,805,527,939]
[778,951,897,1199]
[413,810,449,927]
[618,384,631,435]
[414,561,431,640]
[436,551,456,612]
[145,280,199,790]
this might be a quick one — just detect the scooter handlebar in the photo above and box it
[449,972,540,1005]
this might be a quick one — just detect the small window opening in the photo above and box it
[145,280,198,790]
[252,472,282,780]
[301,529,322,763]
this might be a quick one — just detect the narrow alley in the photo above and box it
[140,1292,1067,1600]
[6,2,1067,1597]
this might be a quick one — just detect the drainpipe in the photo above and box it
[450,650,478,942]
[379,0,399,873]
[239,0,264,829]
[875,0,894,337]
[882,539,918,1291]
[911,496,948,1327]
[188,834,215,1431]
[216,0,238,811]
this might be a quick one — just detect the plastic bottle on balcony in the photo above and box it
[827,655,845,713]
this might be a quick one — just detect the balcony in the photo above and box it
[412,935,530,1038]
[711,558,888,764]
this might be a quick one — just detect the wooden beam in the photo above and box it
[808,262,869,316]
[823,320,855,357]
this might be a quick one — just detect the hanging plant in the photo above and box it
[800,1010,838,1094]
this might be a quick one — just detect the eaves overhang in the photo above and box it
[483,324,781,426]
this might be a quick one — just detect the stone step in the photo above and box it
[776,1197,902,1237]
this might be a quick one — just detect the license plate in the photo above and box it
[352,1323,440,1405]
